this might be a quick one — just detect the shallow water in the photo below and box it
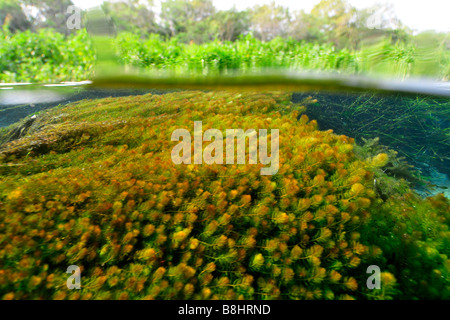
[0,73,449,301]
[1,75,449,198]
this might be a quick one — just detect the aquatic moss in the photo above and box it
[359,192,449,299]
[0,91,448,300]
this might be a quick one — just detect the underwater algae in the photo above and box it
[0,91,448,300]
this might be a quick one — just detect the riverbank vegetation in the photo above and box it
[1,0,449,83]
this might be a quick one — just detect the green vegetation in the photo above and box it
[1,0,449,83]
[0,0,448,301]
[0,91,448,299]
[114,33,360,74]
[0,28,94,83]
[1,28,448,83]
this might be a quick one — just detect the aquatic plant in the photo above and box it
[294,92,450,183]
[359,192,449,299]
[353,137,420,200]
[0,91,448,300]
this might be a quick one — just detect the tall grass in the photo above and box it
[114,33,360,75]
[113,33,449,79]
[0,28,448,83]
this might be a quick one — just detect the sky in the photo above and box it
[72,0,450,33]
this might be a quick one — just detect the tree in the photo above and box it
[287,9,325,43]
[191,0,215,21]
[302,0,410,49]
[0,0,31,32]
[102,0,159,35]
[160,0,191,36]
[212,7,250,41]
[248,1,290,41]
[355,4,411,46]
[159,0,216,43]
[309,0,358,48]
[20,0,74,34]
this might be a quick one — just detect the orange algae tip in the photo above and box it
[368,153,389,167]
[275,212,289,224]
[183,283,195,297]
[202,287,212,299]
[290,245,303,260]
[250,253,265,270]
[350,183,365,196]
[348,256,361,268]
[2,292,14,300]
[311,194,323,206]
[7,188,23,201]
[240,194,252,205]
[381,272,397,287]
[344,277,358,291]
[54,291,67,300]
[229,190,238,200]
[329,270,342,283]
[189,238,200,250]
[140,248,156,260]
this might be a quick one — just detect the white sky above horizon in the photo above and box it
[72,0,450,33]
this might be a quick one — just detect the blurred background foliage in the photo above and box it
[0,0,449,82]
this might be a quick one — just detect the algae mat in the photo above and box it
[0,91,448,300]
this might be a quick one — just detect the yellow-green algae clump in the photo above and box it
[0,91,448,300]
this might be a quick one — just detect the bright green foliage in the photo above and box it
[0,28,94,83]
[1,27,448,83]
[0,91,448,300]
[114,32,360,74]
